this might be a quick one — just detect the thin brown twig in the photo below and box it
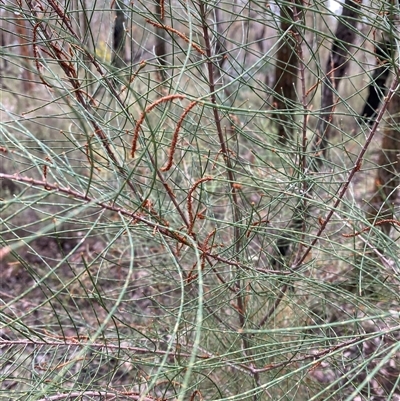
[120,60,147,94]
[146,19,205,55]
[32,23,51,87]
[187,228,216,283]
[187,177,213,236]
[246,219,269,238]
[342,219,400,237]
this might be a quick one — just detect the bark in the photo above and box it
[16,15,34,93]
[312,0,361,162]
[154,0,167,80]
[272,2,299,144]
[360,39,394,125]
[112,0,127,71]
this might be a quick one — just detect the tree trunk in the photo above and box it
[112,0,127,72]
[154,0,167,81]
[16,15,34,93]
[312,0,361,163]
[272,2,299,144]
[360,39,394,125]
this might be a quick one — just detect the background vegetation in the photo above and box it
[1,0,399,400]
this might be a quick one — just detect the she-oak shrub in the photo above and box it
[0,1,399,400]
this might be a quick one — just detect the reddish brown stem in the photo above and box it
[187,177,212,236]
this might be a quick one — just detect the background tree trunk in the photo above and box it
[312,0,361,163]
[154,0,167,81]
[272,2,299,144]
[360,38,394,125]
[112,0,127,73]
[16,15,33,94]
